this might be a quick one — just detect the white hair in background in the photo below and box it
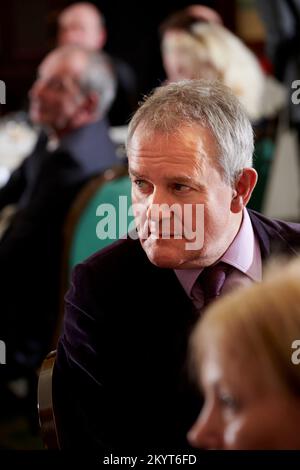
[79,51,116,117]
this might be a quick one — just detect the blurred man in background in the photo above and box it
[0,45,117,393]
[57,2,138,126]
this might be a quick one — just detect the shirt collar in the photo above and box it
[175,208,262,297]
[220,208,262,282]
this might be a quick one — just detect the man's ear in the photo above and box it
[230,168,258,213]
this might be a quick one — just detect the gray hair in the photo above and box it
[78,50,116,117]
[127,79,254,186]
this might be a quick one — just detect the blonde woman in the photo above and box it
[188,258,300,449]
[160,9,285,123]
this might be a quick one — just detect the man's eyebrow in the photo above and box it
[170,176,207,191]
[129,170,204,188]
[166,175,194,184]
[128,169,146,178]
[129,169,193,181]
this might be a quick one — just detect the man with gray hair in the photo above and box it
[0,45,118,382]
[54,80,300,452]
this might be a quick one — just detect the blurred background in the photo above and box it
[0,0,298,220]
[0,0,235,116]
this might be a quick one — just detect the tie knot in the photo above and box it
[200,262,231,306]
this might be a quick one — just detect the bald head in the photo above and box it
[57,2,106,51]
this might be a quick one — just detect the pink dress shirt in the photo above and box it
[174,209,262,310]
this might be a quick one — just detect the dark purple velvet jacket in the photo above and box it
[54,210,300,453]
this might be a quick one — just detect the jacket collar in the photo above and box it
[248,209,300,259]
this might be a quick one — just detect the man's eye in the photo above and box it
[173,183,190,192]
[133,179,150,191]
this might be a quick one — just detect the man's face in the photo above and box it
[29,51,86,134]
[57,7,103,51]
[128,125,241,269]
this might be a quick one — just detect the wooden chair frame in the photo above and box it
[52,165,129,349]
[37,350,59,449]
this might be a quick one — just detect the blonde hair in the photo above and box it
[162,22,266,122]
[190,257,300,396]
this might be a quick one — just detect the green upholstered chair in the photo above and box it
[67,169,133,272]
[37,350,59,449]
[63,165,133,274]
[52,165,133,347]
[248,117,279,212]
[248,136,275,212]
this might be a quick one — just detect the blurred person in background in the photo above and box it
[0,45,117,399]
[160,5,286,211]
[57,2,138,126]
[256,0,300,186]
[188,257,300,449]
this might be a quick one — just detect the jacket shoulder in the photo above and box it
[248,209,300,256]
[72,236,145,286]
[249,209,300,234]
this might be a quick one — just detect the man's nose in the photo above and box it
[146,188,172,221]
[187,404,223,450]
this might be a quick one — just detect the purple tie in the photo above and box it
[202,263,231,306]
[192,262,232,309]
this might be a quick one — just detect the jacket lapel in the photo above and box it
[248,209,300,259]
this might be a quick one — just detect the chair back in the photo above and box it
[67,166,133,271]
[52,165,133,348]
